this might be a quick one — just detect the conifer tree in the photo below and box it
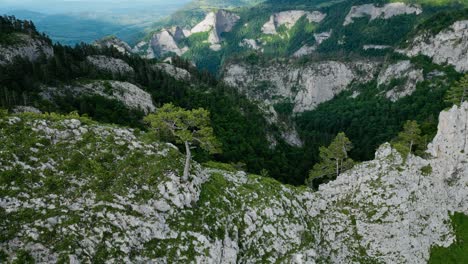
[144,104,221,181]
[307,132,354,188]
[393,120,423,156]
[445,74,468,106]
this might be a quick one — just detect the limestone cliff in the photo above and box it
[191,10,240,50]
[223,60,379,113]
[402,20,468,73]
[262,10,326,35]
[343,3,422,26]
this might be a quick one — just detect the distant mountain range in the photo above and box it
[0,0,192,45]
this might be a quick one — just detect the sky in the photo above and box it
[0,0,192,14]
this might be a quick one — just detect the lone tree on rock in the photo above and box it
[307,132,354,188]
[445,74,468,106]
[144,103,221,181]
[393,120,423,157]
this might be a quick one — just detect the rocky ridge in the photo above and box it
[261,10,326,35]
[343,2,422,26]
[377,60,424,102]
[40,80,156,114]
[153,63,192,82]
[402,20,468,73]
[86,55,135,76]
[0,34,53,65]
[1,98,467,263]
[94,36,132,55]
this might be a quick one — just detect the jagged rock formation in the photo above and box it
[293,30,332,57]
[377,60,424,101]
[153,63,192,82]
[40,80,155,114]
[94,36,132,55]
[0,34,53,65]
[262,10,326,35]
[149,30,189,57]
[223,60,379,113]
[1,99,467,263]
[86,55,135,76]
[402,20,468,73]
[344,2,422,26]
[191,10,240,50]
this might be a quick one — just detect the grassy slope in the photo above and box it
[429,213,468,263]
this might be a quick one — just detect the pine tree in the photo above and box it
[307,132,354,188]
[393,120,423,156]
[445,74,468,106]
[144,104,221,181]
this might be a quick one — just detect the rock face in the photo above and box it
[1,102,467,263]
[191,10,240,50]
[262,10,326,35]
[86,55,135,76]
[344,3,422,26]
[149,30,189,57]
[293,30,332,57]
[153,63,191,82]
[94,36,132,54]
[223,60,379,113]
[41,80,156,114]
[377,60,424,101]
[402,20,468,73]
[0,34,53,65]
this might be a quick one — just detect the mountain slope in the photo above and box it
[1,99,466,263]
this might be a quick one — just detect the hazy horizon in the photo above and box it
[0,0,193,45]
[0,0,192,14]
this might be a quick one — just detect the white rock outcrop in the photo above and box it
[41,81,155,114]
[86,55,135,76]
[377,60,424,101]
[402,20,468,72]
[343,3,422,26]
[150,30,189,57]
[0,34,53,65]
[2,102,467,263]
[191,10,240,49]
[153,63,191,82]
[223,60,379,113]
[94,36,132,54]
[293,30,332,57]
[262,10,326,35]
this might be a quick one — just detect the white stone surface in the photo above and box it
[94,36,132,54]
[262,10,326,35]
[41,81,156,114]
[223,60,379,113]
[344,3,422,26]
[191,10,240,45]
[377,60,424,101]
[86,55,135,76]
[1,103,467,263]
[0,34,53,65]
[402,20,468,72]
[153,63,191,82]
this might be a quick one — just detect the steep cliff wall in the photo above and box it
[402,20,468,73]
